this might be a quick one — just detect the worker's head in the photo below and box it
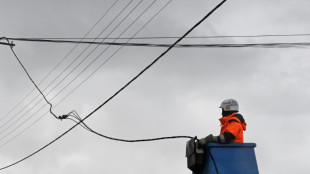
[219,99,239,116]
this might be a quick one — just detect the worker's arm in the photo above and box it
[216,132,236,143]
[198,134,216,145]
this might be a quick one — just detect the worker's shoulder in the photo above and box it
[228,113,245,123]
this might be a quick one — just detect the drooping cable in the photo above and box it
[65,111,192,142]
[2,38,58,119]
[0,0,227,170]
[8,33,310,41]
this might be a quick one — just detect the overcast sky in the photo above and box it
[1,0,310,174]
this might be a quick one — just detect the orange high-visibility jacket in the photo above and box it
[219,113,247,143]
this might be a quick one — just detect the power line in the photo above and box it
[0,0,227,170]
[66,111,192,142]
[7,33,310,41]
[6,37,310,48]
[6,39,310,48]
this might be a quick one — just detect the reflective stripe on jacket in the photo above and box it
[219,113,247,143]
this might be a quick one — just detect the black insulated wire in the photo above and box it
[7,33,310,41]
[0,0,228,170]
[7,38,310,48]
[64,111,192,142]
[2,37,59,119]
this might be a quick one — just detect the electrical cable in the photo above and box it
[6,38,310,48]
[8,33,310,41]
[64,111,192,142]
[2,38,58,119]
[0,0,227,170]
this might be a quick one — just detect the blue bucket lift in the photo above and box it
[186,138,259,174]
[202,143,259,174]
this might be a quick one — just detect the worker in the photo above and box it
[199,99,247,145]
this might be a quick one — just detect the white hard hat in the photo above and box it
[219,99,239,112]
